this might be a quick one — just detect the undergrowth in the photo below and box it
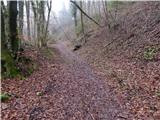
[1,51,37,79]
[0,93,11,102]
[40,47,54,60]
[17,55,37,78]
[1,50,20,79]
[143,47,157,60]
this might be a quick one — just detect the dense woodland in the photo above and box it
[1,0,53,78]
[1,0,160,120]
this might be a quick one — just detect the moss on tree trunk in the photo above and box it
[1,1,20,79]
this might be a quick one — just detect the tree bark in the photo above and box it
[2,2,19,77]
[80,1,84,35]
[102,1,111,30]
[87,1,91,16]
[80,1,86,43]
[1,1,6,48]
[31,1,37,45]
[18,1,24,47]
[9,1,18,57]
[1,2,5,42]
[36,1,41,47]
[25,1,31,40]
[18,1,24,35]
[39,1,46,47]
[44,0,52,46]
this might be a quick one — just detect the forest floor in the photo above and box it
[2,41,131,120]
[1,1,160,120]
[76,2,160,120]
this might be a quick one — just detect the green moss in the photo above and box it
[1,49,20,78]
[17,55,37,77]
[144,47,156,60]
[0,93,11,102]
[28,67,34,75]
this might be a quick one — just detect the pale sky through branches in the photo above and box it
[52,0,69,15]
[3,0,70,16]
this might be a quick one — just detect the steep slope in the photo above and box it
[77,2,160,119]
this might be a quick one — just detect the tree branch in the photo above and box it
[70,0,101,27]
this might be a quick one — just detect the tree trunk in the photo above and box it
[1,2,19,78]
[80,1,84,35]
[25,1,31,41]
[9,1,18,57]
[31,1,37,46]
[3,1,10,48]
[87,1,91,16]
[37,1,46,47]
[1,2,6,49]
[80,1,86,43]
[18,1,24,47]
[44,0,52,46]
[74,13,77,27]
[102,1,111,30]
[40,1,45,47]
[35,1,41,47]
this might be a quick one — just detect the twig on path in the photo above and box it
[89,112,95,120]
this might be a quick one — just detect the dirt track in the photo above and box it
[45,41,130,120]
[2,41,131,120]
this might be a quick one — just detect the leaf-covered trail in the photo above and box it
[2,41,130,120]
[45,41,130,119]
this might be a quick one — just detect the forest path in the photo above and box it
[2,41,130,120]
[44,40,129,120]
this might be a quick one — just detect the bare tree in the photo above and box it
[44,0,52,44]
[70,1,78,28]
[31,1,37,44]
[18,1,24,46]
[31,1,46,47]
[1,1,6,49]
[25,1,31,40]
[38,1,46,47]
[87,0,91,16]
[70,0,101,27]
[102,1,111,30]
[2,1,19,77]
[80,1,86,43]
[80,1,84,35]
[9,1,19,57]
